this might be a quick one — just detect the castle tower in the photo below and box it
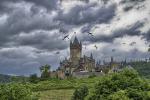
[70,36,82,66]
[90,53,93,59]
[111,56,114,63]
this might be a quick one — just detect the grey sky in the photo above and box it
[0,0,149,76]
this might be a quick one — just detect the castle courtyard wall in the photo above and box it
[72,72,103,78]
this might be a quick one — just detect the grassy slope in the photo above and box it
[32,77,102,100]
[32,77,102,91]
[37,89,74,100]
[33,62,150,99]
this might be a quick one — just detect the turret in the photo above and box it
[70,36,82,49]
[99,60,101,65]
[103,60,106,65]
[111,56,114,63]
[70,36,82,66]
[70,41,72,47]
[90,53,93,59]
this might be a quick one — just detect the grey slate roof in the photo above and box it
[73,36,79,45]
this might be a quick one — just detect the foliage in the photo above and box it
[0,83,38,100]
[0,74,12,83]
[11,75,29,83]
[88,74,96,78]
[40,64,51,80]
[130,62,150,78]
[38,89,74,100]
[107,90,130,100]
[0,74,28,83]
[1,68,150,100]
[31,77,102,91]
[29,74,39,84]
[88,68,150,100]
[72,85,89,100]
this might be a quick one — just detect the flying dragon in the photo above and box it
[94,45,98,49]
[88,32,94,37]
[56,51,60,54]
[63,35,69,40]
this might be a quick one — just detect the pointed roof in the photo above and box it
[73,36,80,45]
[90,53,93,59]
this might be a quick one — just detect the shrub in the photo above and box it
[29,74,39,84]
[107,90,130,100]
[40,64,51,80]
[72,85,89,100]
[88,74,96,78]
[0,83,38,100]
[88,68,150,100]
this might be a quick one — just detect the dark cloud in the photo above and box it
[0,1,116,48]
[0,0,59,43]
[84,43,148,63]
[14,31,68,51]
[121,0,145,4]
[123,6,134,12]
[0,4,59,47]
[143,30,150,42]
[24,0,58,10]
[101,0,110,4]
[0,0,18,13]
[0,49,27,59]
[82,22,144,43]
[0,0,58,12]
[55,3,116,25]
[81,24,94,33]
[0,47,60,75]
[0,0,149,75]
[121,0,146,11]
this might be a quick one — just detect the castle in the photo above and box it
[56,37,96,78]
[53,36,126,79]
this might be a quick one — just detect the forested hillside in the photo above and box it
[0,74,28,83]
[1,68,150,100]
[0,74,12,83]
[130,62,150,78]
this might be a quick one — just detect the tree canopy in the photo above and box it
[40,64,51,79]
[88,68,150,100]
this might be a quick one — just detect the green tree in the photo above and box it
[72,85,89,100]
[88,68,150,100]
[29,74,39,83]
[40,64,51,80]
[107,90,130,100]
[148,46,150,61]
[0,83,38,100]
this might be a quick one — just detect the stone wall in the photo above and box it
[72,72,103,78]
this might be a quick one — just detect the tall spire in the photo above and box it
[70,40,72,46]
[99,60,101,65]
[73,36,80,45]
[111,56,114,63]
[90,53,93,59]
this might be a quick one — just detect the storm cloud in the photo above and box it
[0,0,149,76]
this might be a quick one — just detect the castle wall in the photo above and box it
[57,70,65,79]
[72,72,103,78]
[83,57,95,72]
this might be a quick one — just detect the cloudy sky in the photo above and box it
[0,0,149,76]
